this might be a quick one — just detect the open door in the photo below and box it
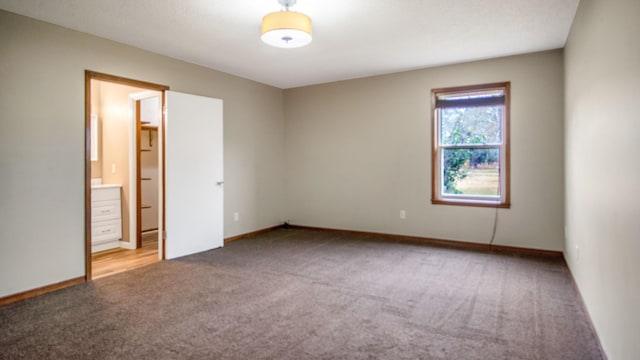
[165,91,224,259]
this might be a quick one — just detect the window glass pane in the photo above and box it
[442,148,500,196]
[440,106,502,145]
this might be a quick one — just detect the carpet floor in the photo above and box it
[0,229,603,359]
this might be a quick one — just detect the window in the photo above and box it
[431,82,510,207]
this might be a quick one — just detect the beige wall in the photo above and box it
[284,50,565,251]
[0,10,286,297]
[564,0,640,358]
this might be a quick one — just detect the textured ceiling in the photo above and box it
[0,0,580,89]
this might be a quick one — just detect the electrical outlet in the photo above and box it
[400,210,406,220]
[111,163,116,173]
[234,212,239,222]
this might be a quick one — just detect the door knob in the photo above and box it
[216,181,224,186]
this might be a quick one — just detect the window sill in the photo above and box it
[431,199,510,208]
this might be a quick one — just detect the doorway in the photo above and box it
[85,71,225,280]
[85,71,168,280]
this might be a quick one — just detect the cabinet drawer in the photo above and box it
[92,187,120,201]
[92,219,122,244]
[92,200,121,222]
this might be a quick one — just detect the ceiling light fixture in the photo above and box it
[261,0,312,48]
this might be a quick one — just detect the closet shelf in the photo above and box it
[141,204,152,209]
[141,124,158,131]
[140,149,151,152]
[141,177,152,181]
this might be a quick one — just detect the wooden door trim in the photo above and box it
[85,70,169,280]
[84,72,92,280]
[135,100,142,248]
[86,71,169,92]
[161,92,167,260]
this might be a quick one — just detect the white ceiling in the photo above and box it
[0,0,580,89]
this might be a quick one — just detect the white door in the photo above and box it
[165,91,223,259]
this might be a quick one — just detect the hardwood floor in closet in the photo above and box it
[92,233,159,279]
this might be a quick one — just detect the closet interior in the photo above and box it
[136,97,161,247]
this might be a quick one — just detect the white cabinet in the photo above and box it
[91,185,122,253]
